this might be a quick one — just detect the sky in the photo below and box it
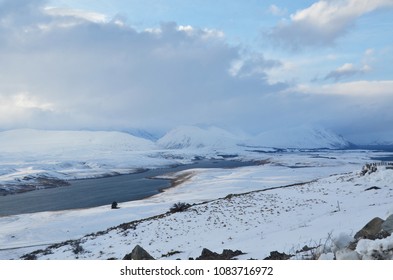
[0,0,392,143]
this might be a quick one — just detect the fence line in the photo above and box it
[365,162,393,167]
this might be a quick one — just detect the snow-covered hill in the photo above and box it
[157,125,352,151]
[157,125,242,150]
[349,129,393,146]
[0,129,172,193]
[247,126,351,149]
[0,129,157,154]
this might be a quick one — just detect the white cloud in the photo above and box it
[44,7,108,23]
[364,48,375,56]
[324,63,371,81]
[0,92,56,129]
[177,25,193,32]
[268,4,287,16]
[177,24,225,40]
[269,0,393,48]
[295,80,393,96]
[12,92,54,111]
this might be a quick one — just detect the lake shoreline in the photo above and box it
[0,159,259,216]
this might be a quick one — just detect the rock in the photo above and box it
[382,214,393,234]
[354,217,384,240]
[196,248,244,260]
[221,249,244,259]
[111,201,119,209]
[196,248,219,260]
[361,164,378,176]
[263,251,293,260]
[123,245,155,260]
[336,214,393,260]
[364,186,381,191]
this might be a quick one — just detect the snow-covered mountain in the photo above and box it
[247,126,352,149]
[347,129,393,146]
[157,125,352,150]
[0,129,157,154]
[0,126,352,155]
[125,128,161,141]
[0,129,166,191]
[157,125,242,150]
[365,139,393,146]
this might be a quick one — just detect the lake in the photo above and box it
[370,156,393,162]
[0,160,255,216]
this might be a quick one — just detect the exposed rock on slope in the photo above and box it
[195,248,244,260]
[123,245,155,260]
[331,215,393,260]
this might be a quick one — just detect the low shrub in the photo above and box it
[169,202,191,213]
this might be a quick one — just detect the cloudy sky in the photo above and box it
[0,0,392,143]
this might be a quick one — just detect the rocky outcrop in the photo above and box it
[196,248,244,260]
[354,217,385,240]
[334,215,393,260]
[382,214,393,234]
[264,251,293,260]
[123,245,155,260]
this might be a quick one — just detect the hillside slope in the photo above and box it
[157,125,241,150]
[0,129,157,154]
[0,129,167,193]
[247,126,351,149]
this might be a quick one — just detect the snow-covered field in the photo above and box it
[0,127,392,260]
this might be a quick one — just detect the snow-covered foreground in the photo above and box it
[1,150,392,260]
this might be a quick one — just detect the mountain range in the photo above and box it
[157,125,353,150]
[0,125,358,154]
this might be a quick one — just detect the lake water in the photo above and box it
[0,160,254,216]
[370,156,393,162]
